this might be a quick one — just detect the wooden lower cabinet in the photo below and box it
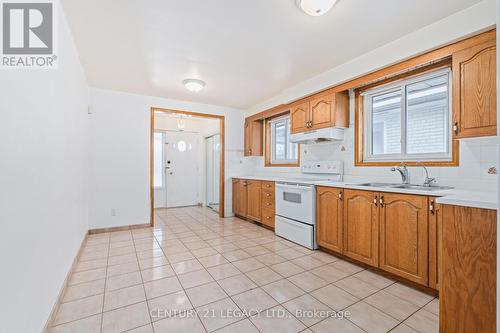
[317,188,441,289]
[316,186,343,254]
[379,193,428,285]
[343,189,379,266]
[233,178,275,228]
[246,181,262,222]
[440,204,496,333]
[232,179,247,217]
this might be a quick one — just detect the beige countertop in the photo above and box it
[233,175,497,210]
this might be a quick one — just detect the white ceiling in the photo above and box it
[62,0,481,109]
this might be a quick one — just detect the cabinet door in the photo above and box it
[440,205,496,333]
[379,193,428,285]
[244,121,251,156]
[453,39,497,138]
[290,101,310,133]
[244,120,263,156]
[316,187,343,254]
[246,180,261,222]
[309,94,334,130]
[343,190,379,266]
[234,179,247,217]
[428,197,440,290]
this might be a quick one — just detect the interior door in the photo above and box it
[153,132,167,208]
[205,134,220,212]
[165,131,200,208]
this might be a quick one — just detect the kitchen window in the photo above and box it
[361,67,452,163]
[265,115,299,166]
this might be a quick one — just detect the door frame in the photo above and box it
[150,107,225,226]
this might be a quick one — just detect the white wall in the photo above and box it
[88,88,246,229]
[247,0,496,114]
[0,4,89,333]
[241,0,499,193]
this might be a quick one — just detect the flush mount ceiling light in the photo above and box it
[296,0,337,16]
[182,79,206,92]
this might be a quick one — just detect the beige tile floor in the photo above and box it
[48,206,439,333]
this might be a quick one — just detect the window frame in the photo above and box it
[153,131,166,189]
[265,113,300,167]
[355,62,459,167]
[363,67,452,162]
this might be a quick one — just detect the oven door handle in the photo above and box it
[276,184,314,191]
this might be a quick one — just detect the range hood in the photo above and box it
[290,127,344,144]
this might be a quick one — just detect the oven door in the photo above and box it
[275,183,315,224]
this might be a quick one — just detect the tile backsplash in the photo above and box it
[238,127,499,193]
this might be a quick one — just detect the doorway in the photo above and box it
[154,130,201,209]
[205,134,221,212]
[150,107,225,226]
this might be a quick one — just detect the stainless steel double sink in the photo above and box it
[352,182,454,191]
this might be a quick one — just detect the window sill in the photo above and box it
[354,160,458,167]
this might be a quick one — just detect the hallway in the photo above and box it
[49,207,439,333]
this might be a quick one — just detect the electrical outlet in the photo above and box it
[110,208,116,216]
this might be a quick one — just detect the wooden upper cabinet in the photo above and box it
[379,193,429,285]
[246,180,261,222]
[244,120,263,156]
[290,101,310,133]
[310,92,349,130]
[316,187,343,254]
[290,91,349,134]
[309,95,333,130]
[233,179,248,217]
[453,38,497,138]
[343,189,379,266]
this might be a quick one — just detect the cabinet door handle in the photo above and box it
[338,192,343,200]
[379,195,384,207]
[453,122,459,135]
[373,195,378,207]
[429,200,435,215]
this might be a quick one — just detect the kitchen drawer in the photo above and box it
[261,181,275,191]
[262,189,275,200]
[262,190,275,207]
[261,208,275,228]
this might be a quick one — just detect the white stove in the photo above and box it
[275,161,343,250]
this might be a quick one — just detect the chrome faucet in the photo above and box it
[391,164,410,184]
[416,162,436,187]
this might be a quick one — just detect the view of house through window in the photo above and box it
[270,116,298,165]
[364,68,451,162]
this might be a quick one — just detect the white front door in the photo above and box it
[165,131,200,207]
[153,132,167,208]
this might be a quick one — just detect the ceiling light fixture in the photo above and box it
[296,0,337,16]
[183,79,206,92]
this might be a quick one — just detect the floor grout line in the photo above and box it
[50,207,438,333]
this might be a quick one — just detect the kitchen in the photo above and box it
[4,1,499,333]
[233,28,497,332]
